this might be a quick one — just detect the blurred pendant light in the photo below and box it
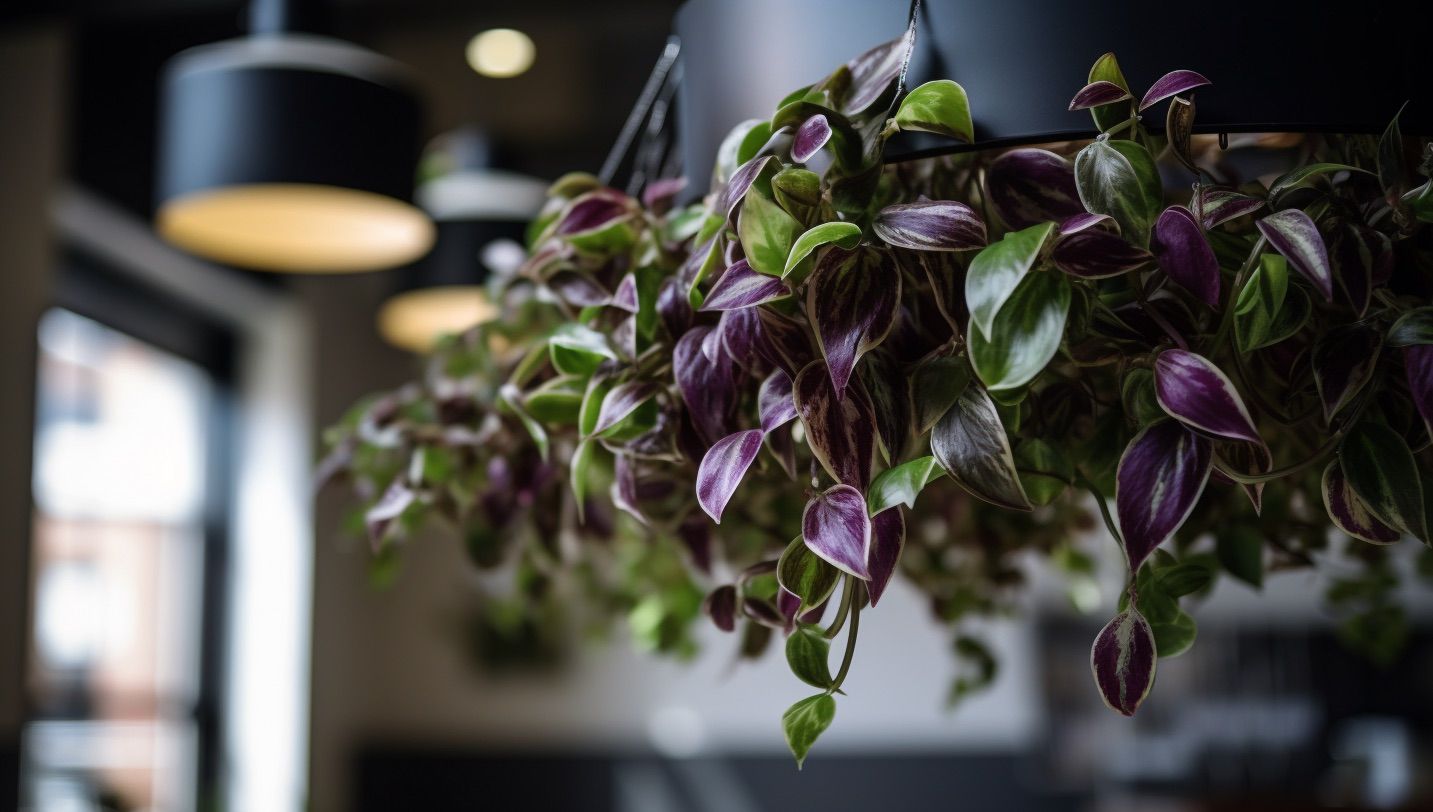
[377,130,547,352]
[155,0,434,273]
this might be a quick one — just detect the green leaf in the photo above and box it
[894,79,973,142]
[1388,307,1433,347]
[912,353,971,433]
[1234,253,1289,352]
[1378,104,1406,197]
[785,625,834,689]
[782,693,836,769]
[773,167,822,220]
[498,383,549,461]
[965,221,1056,336]
[578,374,614,437]
[1340,420,1427,542]
[633,264,664,349]
[784,221,862,278]
[566,217,637,254]
[1086,52,1131,133]
[1121,368,1164,427]
[523,375,585,424]
[569,438,596,519]
[550,323,617,365]
[1150,609,1197,658]
[1156,562,1213,597]
[738,189,802,276]
[737,120,774,165]
[1014,438,1073,506]
[969,272,1071,392]
[867,455,944,515]
[1268,162,1373,206]
[1074,138,1162,246]
[777,536,840,614]
[1216,526,1264,588]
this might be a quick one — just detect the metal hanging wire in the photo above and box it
[599,36,682,194]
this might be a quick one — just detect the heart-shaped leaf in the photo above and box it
[1090,607,1157,716]
[778,535,841,615]
[867,455,944,515]
[791,114,832,163]
[739,188,802,276]
[1256,209,1333,302]
[1151,206,1220,307]
[1153,350,1261,445]
[802,484,873,579]
[759,368,798,434]
[895,79,973,142]
[702,585,738,632]
[986,149,1085,230]
[1138,69,1211,111]
[1085,52,1131,132]
[1312,324,1382,422]
[1339,420,1426,542]
[966,221,1056,336]
[1197,187,1265,229]
[785,625,835,689]
[930,383,1032,510]
[695,429,764,523]
[700,259,792,311]
[1322,460,1402,545]
[1116,420,1213,572]
[1052,228,1152,278]
[784,221,863,277]
[969,272,1071,392]
[793,360,877,490]
[1075,138,1163,247]
[873,201,987,251]
[808,247,901,399]
[867,508,906,607]
[783,693,836,769]
[1068,80,1131,110]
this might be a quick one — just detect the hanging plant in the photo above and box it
[321,32,1433,765]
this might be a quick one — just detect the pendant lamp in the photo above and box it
[377,130,547,352]
[156,0,434,273]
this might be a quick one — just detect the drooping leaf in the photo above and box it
[1052,227,1152,278]
[895,79,973,142]
[1085,52,1131,132]
[969,272,1071,392]
[695,429,764,523]
[965,221,1056,336]
[1138,69,1211,111]
[1339,420,1426,542]
[757,307,816,377]
[867,508,906,607]
[785,625,835,689]
[783,693,836,769]
[1150,609,1197,658]
[1115,420,1213,572]
[1312,324,1382,422]
[1328,222,1390,316]
[1165,96,1198,175]
[674,326,736,446]
[873,201,986,251]
[930,383,1032,511]
[777,535,841,615]
[739,187,802,276]
[985,148,1085,229]
[1153,350,1261,445]
[703,585,738,632]
[1151,206,1220,307]
[758,368,798,434]
[911,353,971,434]
[1197,187,1265,229]
[784,221,863,277]
[700,259,792,311]
[793,360,877,490]
[867,455,944,515]
[1074,138,1163,246]
[1256,209,1333,302]
[802,484,873,579]
[1216,526,1265,587]
[858,349,911,461]
[791,114,832,163]
[808,247,901,399]
[1322,460,1402,545]
[1090,607,1157,716]
[1068,80,1131,111]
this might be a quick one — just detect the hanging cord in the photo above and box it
[627,57,684,196]
[599,36,682,187]
[895,0,923,101]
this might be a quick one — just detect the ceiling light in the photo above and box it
[466,28,535,78]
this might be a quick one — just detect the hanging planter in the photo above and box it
[321,12,1433,767]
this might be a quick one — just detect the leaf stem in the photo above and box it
[829,578,863,692]
[1212,436,1338,484]
[1076,472,1125,550]
[823,575,855,639]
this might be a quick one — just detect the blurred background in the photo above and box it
[1,1,1431,811]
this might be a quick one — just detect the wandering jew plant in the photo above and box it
[322,33,1433,765]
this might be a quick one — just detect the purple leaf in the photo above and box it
[547,271,612,308]
[610,273,639,312]
[1138,69,1211,111]
[1053,228,1152,278]
[642,176,687,212]
[678,512,713,574]
[873,201,987,251]
[742,597,788,629]
[1312,324,1382,422]
[930,382,1032,511]
[593,381,657,436]
[717,306,766,371]
[1152,206,1220,307]
[1256,209,1333,303]
[867,508,906,607]
[1116,420,1213,572]
[1328,222,1390,317]
[715,155,776,222]
[792,114,832,163]
[700,258,792,311]
[1154,350,1261,445]
[1407,345,1433,435]
[759,369,798,434]
[802,484,872,579]
[842,30,912,113]
[1197,187,1265,229]
[365,479,414,549]
[777,587,802,626]
[765,421,799,480]
[793,360,877,490]
[657,277,693,339]
[696,430,764,523]
[1322,461,1401,544]
[1059,212,1113,235]
[611,453,645,525]
[556,189,631,235]
[986,148,1086,229]
[674,326,736,446]
[808,247,901,399]
[756,307,816,377]
[1069,80,1132,111]
[1090,608,1158,716]
[703,585,738,632]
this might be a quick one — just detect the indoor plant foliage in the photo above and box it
[323,31,1433,765]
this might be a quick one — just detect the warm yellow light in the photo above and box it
[158,184,435,273]
[465,29,535,78]
[377,286,500,352]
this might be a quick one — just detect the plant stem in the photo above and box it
[824,575,855,639]
[829,578,863,692]
[1212,436,1338,484]
[1076,473,1124,550]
